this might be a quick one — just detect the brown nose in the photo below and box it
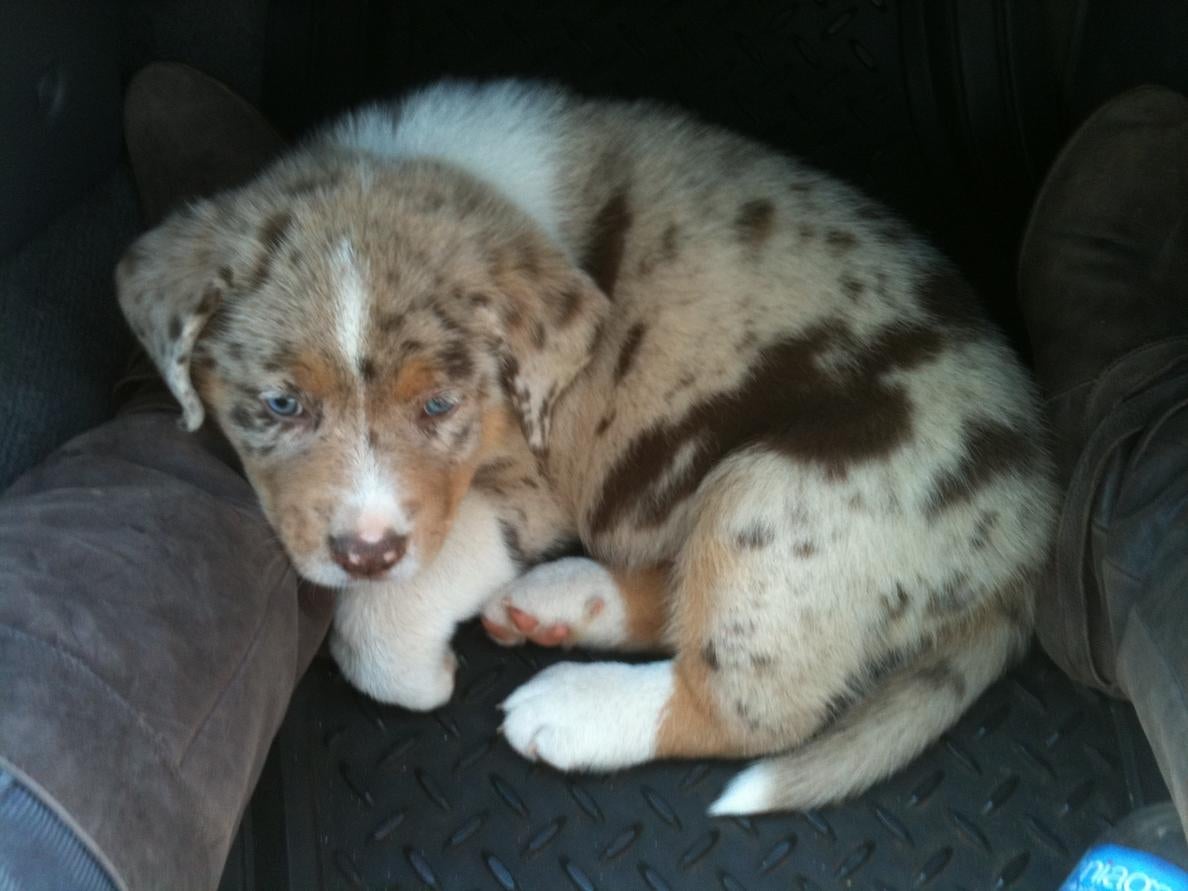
[328,530,407,578]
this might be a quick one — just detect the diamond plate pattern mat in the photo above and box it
[268,623,1146,890]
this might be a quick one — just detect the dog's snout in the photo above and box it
[329,530,407,578]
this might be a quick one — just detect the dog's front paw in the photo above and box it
[481,557,626,648]
[500,661,674,770]
[330,627,456,711]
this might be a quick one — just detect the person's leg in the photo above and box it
[0,64,330,891]
[1019,85,1188,829]
[0,767,117,891]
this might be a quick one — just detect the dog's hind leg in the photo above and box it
[499,449,1030,810]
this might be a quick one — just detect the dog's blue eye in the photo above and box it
[263,394,302,417]
[423,395,456,417]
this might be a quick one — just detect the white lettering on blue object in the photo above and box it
[1061,845,1188,891]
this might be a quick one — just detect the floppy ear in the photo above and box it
[477,240,610,454]
[115,201,236,431]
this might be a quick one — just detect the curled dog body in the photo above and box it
[117,79,1057,814]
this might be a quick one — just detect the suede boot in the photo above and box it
[1019,85,1188,829]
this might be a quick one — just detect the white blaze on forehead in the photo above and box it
[341,444,412,540]
[329,239,412,539]
[332,239,369,368]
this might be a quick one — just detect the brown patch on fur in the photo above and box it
[472,458,516,497]
[288,349,348,404]
[250,210,293,289]
[556,286,583,327]
[925,571,971,615]
[609,565,671,646]
[594,412,615,437]
[402,406,511,567]
[582,190,631,297]
[735,524,774,550]
[971,510,999,550]
[915,659,967,698]
[881,583,911,623]
[590,320,946,534]
[792,540,817,558]
[661,223,681,261]
[477,406,512,457]
[925,420,1034,517]
[499,520,525,565]
[656,533,772,754]
[655,658,745,758]
[283,172,341,198]
[393,358,438,402]
[252,455,341,560]
[614,322,647,384]
[701,641,720,670]
[438,341,474,380]
[734,199,775,249]
[825,229,858,252]
[840,275,865,302]
[637,223,683,277]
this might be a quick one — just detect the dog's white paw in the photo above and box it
[330,628,456,711]
[500,661,673,770]
[481,557,627,648]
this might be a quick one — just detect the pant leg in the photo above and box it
[1107,405,1188,829]
[0,768,117,891]
[0,412,332,891]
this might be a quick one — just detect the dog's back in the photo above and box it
[334,81,1057,809]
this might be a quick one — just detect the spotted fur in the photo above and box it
[116,79,1057,814]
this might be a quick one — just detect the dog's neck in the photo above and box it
[326,80,568,247]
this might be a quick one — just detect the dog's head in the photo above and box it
[116,154,607,586]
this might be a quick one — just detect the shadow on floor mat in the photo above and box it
[261,623,1148,890]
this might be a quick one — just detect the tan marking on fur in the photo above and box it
[393,358,439,402]
[655,658,744,758]
[290,349,349,402]
[609,564,671,646]
[478,405,513,457]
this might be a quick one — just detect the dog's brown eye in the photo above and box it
[422,394,458,418]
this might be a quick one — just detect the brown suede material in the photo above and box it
[1019,86,1188,829]
[0,64,330,889]
[0,414,332,890]
[1020,86,1188,483]
[124,63,284,225]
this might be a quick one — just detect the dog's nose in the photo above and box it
[328,530,407,578]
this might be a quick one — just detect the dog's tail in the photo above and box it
[709,606,1027,816]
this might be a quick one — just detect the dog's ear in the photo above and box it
[115,200,246,431]
[476,238,610,453]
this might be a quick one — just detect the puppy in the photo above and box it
[117,79,1057,814]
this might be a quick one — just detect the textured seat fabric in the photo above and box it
[0,414,332,890]
[0,169,140,492]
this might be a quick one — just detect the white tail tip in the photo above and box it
[708,763,774,816]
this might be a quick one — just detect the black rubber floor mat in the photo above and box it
[266,623,1152,890]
